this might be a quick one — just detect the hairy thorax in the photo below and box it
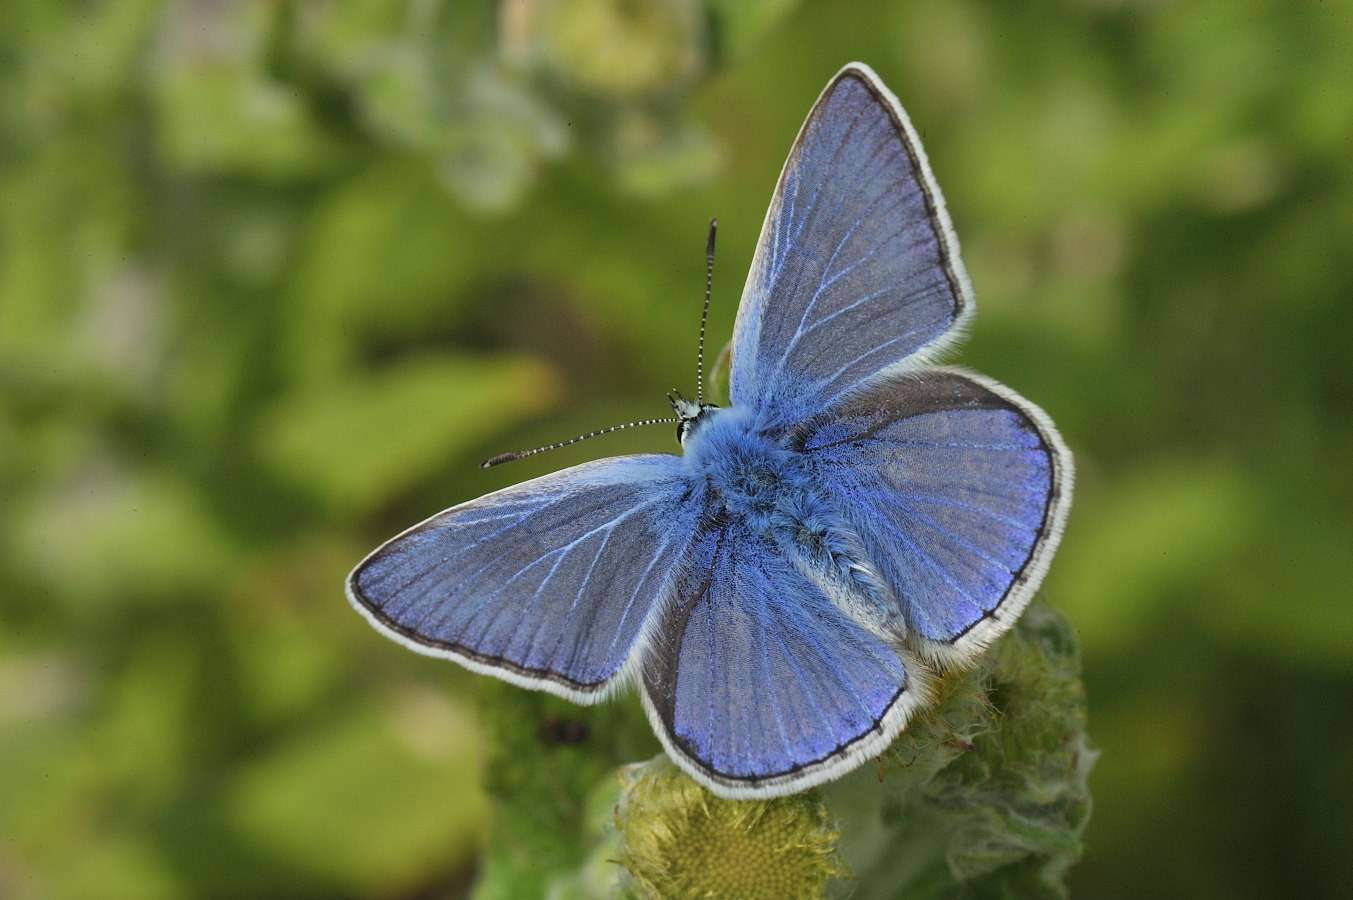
[681,404,902,638]
[680,406,806,532]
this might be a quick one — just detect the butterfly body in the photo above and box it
[682,405,902,637]
[685,406,793,519]
[348,63,1072,798]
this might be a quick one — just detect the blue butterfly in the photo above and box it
[346,63,1073,799]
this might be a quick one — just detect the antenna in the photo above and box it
[698,218,717,405]
[481,220,719,469]
[481,417,679,468]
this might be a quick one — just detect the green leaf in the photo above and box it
[253,354,558,514]
[151,2,342,178]
[277,160,478,384]
[1052,458,1255,655]
[226,699,486,895]
[14,455,238,612]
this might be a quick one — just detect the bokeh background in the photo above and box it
[3,1,1351,897]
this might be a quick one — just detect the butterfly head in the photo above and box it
[669,390,719,446]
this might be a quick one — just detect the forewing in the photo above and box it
[730,63,972,429]
[795,369,1073,662]
[640,517,929,798]
[347,455,699,702]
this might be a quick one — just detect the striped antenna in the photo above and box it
[480,417,679,469]
[698,218,717,404]
[481,219,719,469]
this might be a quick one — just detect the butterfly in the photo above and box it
[346,63,1073,799]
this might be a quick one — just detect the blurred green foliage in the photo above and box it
[3,0,1351,897]
[468,602,1090,899]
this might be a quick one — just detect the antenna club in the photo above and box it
[478,417,681,468]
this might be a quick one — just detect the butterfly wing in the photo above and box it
[730,63,973,429]
[639,515,930,798]
[347,455,699,702]
[793,368,1073,663]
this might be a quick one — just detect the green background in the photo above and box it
[3,1,1350,897]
